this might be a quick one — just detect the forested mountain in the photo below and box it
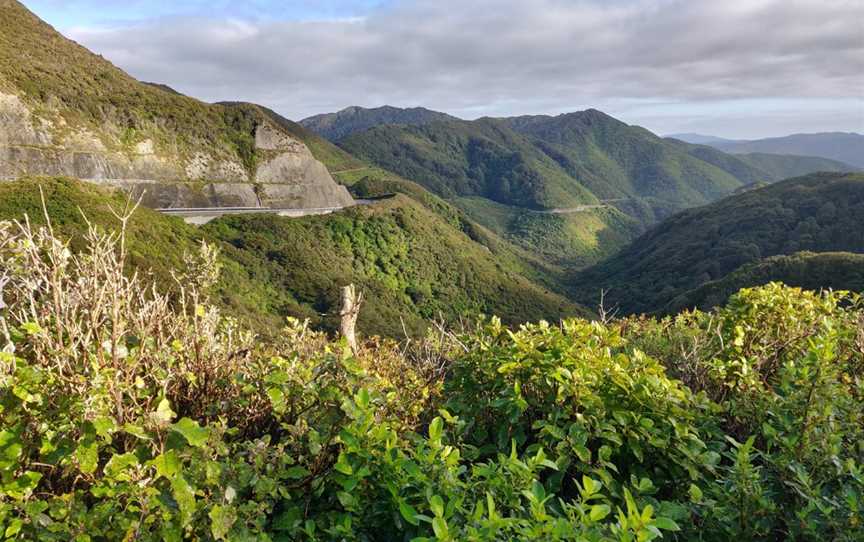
[300,105,457,142]
[574,172,864,314]
[331,108,856,268]
[708,132,864,168]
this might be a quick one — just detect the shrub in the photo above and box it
[0,217,861,540]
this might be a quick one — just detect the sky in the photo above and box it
[24,0,864,139]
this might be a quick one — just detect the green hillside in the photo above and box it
[348,173,575,289]
[341,118,598,210]
[0,0,263,172]
[665,251,864,313]
[452,196,641,268]
[205,195,587,337]
[574,172,864,314]
[0,177,586,336]
[300,105,458,142]
[503,111,749,207]
[337,109,801,269]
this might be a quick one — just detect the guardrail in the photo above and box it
[157,206,345,214]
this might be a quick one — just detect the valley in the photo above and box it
[0,1,862,540]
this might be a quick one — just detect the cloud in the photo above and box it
[62,0,864,137]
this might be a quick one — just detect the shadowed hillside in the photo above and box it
[574,172,864,314]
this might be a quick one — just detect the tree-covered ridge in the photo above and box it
[501,110,747,206]
[300,105,458,142]
[335,108,860,272]
[0,1,250,169]
[664,251,864,313]
[0,0,357,188]
[575,172,864,314]
[0,177,584,336]
[341,118,599,210]
[1,218,861,539]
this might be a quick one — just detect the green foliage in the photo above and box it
[624,284,864,539]
[204,194,587,337]
[577,172,864,314]
[666,251,864,313]
[454,196,641,269]
[0,177,584,337]
[0,216,861,540]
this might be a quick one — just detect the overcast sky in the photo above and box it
[25,0,864,139]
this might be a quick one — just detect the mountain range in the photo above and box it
[304,105,856,269]
[1,0,862,336]
[668,132,864,168]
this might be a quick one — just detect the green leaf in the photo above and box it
[3,470,42,499]
[4,518,23,538]
[123,423,151,441]
[573,444,591,463]
[399,501,420,526]
[0,430,23,471]
[430,495,445,518]
[267,387,286,414]
[337,491,356,508]
[151,450,182,479]
[654,517,681,531]
[355,388,370,409]
[171,418,209,448]
[103,453,138,479]
[21,322,42,336]
[431,517,449,539]
[688,483,703,503]
[333,453,353,475]
[76,439,99,474]
[429,417,443,442]
[93,416,116,439]
[172,475,197,526]
[582,476,601,496]
[284,466,310,479]
[152,398,176,427]
[590,504,611,521]
[209,504,236,540]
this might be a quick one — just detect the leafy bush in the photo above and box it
[0,219,861,540]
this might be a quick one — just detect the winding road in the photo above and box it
[158,199,377,225]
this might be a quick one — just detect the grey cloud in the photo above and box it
[66,0,864,137]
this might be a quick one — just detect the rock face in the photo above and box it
[0,91,353,209]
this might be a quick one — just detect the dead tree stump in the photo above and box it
[339,284,362,354]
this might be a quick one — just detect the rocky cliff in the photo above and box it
[0,0,353,210]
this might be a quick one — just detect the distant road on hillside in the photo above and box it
[533,199,627,214]
[158,199,377,225]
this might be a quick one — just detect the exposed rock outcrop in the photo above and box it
[0,91,353,210]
